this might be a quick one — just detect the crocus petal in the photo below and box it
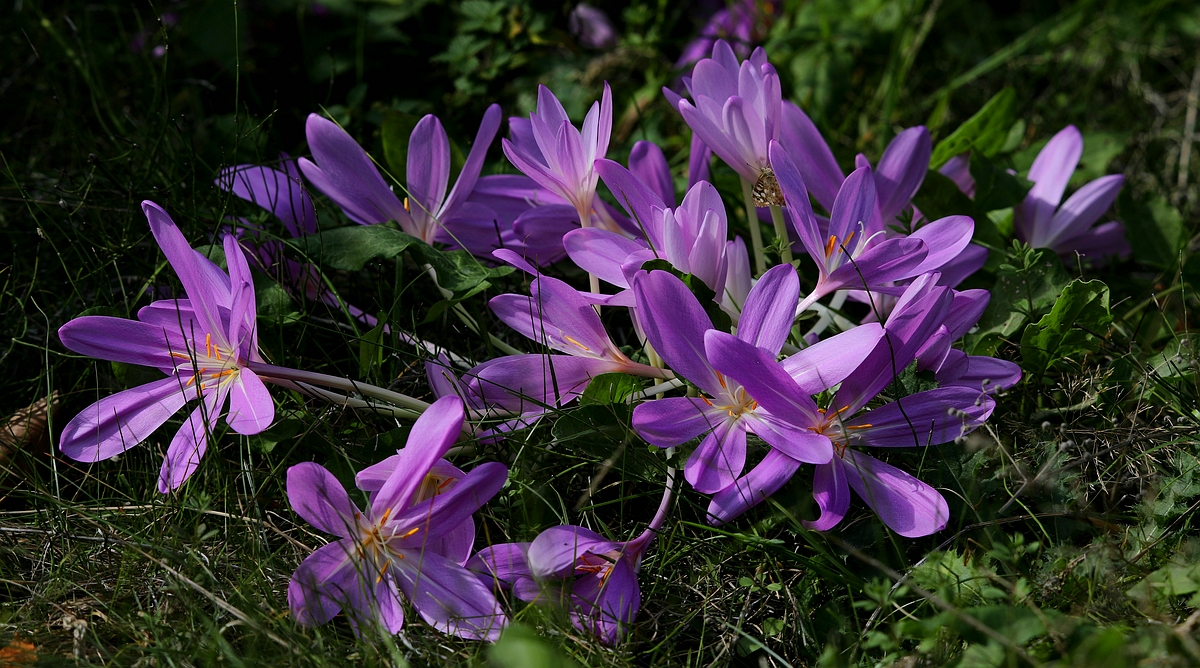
[59,376,191,462]
[58,316,185,369]
[467,543,532,589]
[704,330,824,426]
[779,101,844,211]
[632,396,724,447]
[688,132,712,189]
[393,462,508,545]
[406,115,453,234]
[287,462,362,539]
[573,558,640,644]
[628,140,675,208]
[823,237,927,292]
[1041,174,1124,249]
[687,418,746,494]
[299,114,407,225]
[805,458,851,531]
[393,548,507,641]
[288,539,359,626]
[372,395,466,514]
[848,387,994,448]
[736,263,798,353]
[157,388,223,492]
[768,140,824,261]
[226,367,273,435]
[827,166,877,245]
[707,449,803,524]
[1018,125,1083,237]
[941,355,1022,392]
[631,269,722,396]
[468,355,626,411]
[528,525,621,579]
[489,275,615,358]
[443,103,503,215]
[1056,220,1130,260]
[781,323,885,395]
[595,159,666,244]
[745,412,833,465]
[908,215,974,275]
[224,234,257,354]
[217,162,317,237]
[874,126,931,222]
[144,202,229,348]
[841,450,949,537]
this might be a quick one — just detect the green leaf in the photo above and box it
[930,87,1017,169]
[1071,132,1129,189]
[252,273,295,319]
[246,417,305,454]
[1117,191,1184,270]
[489,623,582,668]
[551,404,631,443]
[291,225,417,271]
[911,170,976,220]
[970,154,1032,214]
[357,317,388,377]
[580,373,641,406]
[408,241,513,294]
[380,111,421,182]
[966,248,1071,356]
[1019,279,1111,376]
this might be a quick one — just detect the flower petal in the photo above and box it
[287,462,362,539]
[848,387,994,448]
[841,450,949,537]
[393,548,507,641]
[781,323,885,395]
[737,263,798,353]
[572,558,640,644]
[226,367,273,435]
[687,418,746,494]
[1017,125,1083,238]
[59,376,190,462]
[288,539,360,627]
[372,395,466,515]
[528,525,620,579]
[157,388,224,493]
[58,316,184,369]
[632,396,723,447]
[874,126,931,222]
[707,449,803,524]
[804,458,851,532]
[631,269,722,396]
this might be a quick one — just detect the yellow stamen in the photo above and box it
[185,375,198,387]
[399,527,419,539]
[842,230,856,250]
[403,197,410,213]
[846,423,872,430]
[717,372,727,389]
[437,477,454,492]
[701,396,714,407]
[205,333,212,357]
[563,335,591,352]
[380,508,392,524]
[824,235,837,258]
[376,560,391,583]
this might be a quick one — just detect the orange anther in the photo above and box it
[824,235,837,258]
[399,527,419,539]
[563,335,591,352]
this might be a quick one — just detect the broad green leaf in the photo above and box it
[911,170,975,220]
[1070,132,1129,188]
[970,154,1032,214]
[1117,191,1184,270]
[551,404,631,443]
[580,373,641,406]
[489,623,583,668]
[1019,279,1111,376]
[252,273,294,318]
[966,248,1071,356]
[247,417,305,454]
[291,225,417,271]
[930,88,1017,169]
[408,242,513,294]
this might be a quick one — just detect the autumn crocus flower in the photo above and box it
[287,396,509,640]
[299,106,503,250]
[468,273,673,413]
[1014,125,1129,260]
[631,264,834,493]
[502,84,618,233]
[704,276,995,535]
[57,201,274,492]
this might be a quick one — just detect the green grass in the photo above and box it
[3,0,1200,666]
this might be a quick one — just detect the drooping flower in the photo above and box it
[287,396,508,640]
[299,106,503,250]
[630,264,834,493]
[1014,125,1129,260]
[57,202,275,492]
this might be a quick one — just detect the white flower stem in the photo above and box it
[248,362,431,413]
[739,176,767,275]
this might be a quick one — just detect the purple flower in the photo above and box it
[703,276,996,535]
[468,273,672,413]
[769,142,932,311]
[57,202,275,492]
[287,396,508,640]
[502,85,619,233]
[630,264,833,493]
[569,3,617,50]
[1014,125,1129,260]
[564,158,729,297]
[299,106,503,249]
[666,40,781,184]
